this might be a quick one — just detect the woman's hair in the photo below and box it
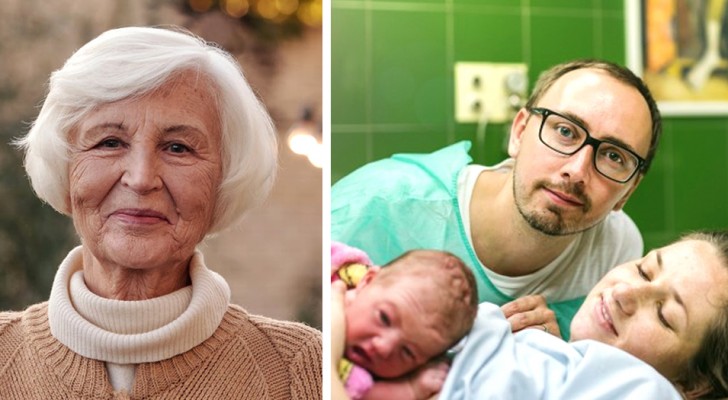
[15,26,277,233]
[675,230,728,398]
[525,59,662,175]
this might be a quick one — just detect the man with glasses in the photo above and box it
[331,59,661,339]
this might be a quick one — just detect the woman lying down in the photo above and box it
[437,230,728,400]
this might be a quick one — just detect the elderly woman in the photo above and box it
[0,26,321,399]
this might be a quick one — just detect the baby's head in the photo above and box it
[343,249,478,378]
[570,230,728,398]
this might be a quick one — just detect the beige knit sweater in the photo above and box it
[0,248,322,399]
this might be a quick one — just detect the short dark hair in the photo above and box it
[525,59,662,175]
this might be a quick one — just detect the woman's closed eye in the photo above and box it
[636,263,675,330]
[656,302,673,330]
[636,263,650,281]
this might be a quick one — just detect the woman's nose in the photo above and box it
[121,146,163,193]
[612,281,663,316]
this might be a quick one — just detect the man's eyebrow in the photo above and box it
[599,135,644,158]
[561,111,589,132]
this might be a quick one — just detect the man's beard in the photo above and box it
[513,178,594,236]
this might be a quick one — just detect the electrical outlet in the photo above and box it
[454,62,528,123]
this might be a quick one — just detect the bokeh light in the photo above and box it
[276,0,299,16]
[222,0,250,18]
[256,0,279,19]
[189,0,214,12]
[297,0,321,27]
[188,0,321,28]
[306,143,323,169]
[288,131,318,156]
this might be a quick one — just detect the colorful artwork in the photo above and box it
[627,0,728,115]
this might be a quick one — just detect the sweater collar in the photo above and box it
[48,246,231,364]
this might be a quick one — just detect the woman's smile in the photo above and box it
[109,208,171,225]
[595,294,618,336]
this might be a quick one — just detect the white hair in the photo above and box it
[16,26,277,233]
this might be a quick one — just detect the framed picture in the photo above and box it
[626,0,728,116]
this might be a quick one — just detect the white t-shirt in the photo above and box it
[458,162,644,300]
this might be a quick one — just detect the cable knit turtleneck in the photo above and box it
[47,246,231,390]
[0,246,323,399]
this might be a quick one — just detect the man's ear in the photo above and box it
[507,108,531,158]
[613,174,643,211]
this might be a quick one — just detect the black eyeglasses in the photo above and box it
[527,107,645,183]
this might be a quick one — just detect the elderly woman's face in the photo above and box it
[68,72,222,271]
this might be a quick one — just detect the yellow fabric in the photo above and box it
[338,357,355,381]
[336,263,369,287]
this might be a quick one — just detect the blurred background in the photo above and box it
[331,0,728,252]
[0,0,322,329]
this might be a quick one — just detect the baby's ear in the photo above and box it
[346,267,380,304]
[357,266,380,287]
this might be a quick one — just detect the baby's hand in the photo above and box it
[408,361,449,400]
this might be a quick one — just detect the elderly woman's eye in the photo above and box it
[167,143,191,154]
[98,138,121,148]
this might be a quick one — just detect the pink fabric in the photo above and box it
[331,241,373,277]
[332,242,375,398]
[344,363,374,400]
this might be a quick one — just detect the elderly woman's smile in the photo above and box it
[68,71,222,299]
[109,208,171,225]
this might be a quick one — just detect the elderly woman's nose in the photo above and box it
[120,146,163,193]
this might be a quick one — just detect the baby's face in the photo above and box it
[570,239,728,381]
[344,274,450,378]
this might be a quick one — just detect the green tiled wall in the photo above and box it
[331,0,728,251]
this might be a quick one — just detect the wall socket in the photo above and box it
[454,62,528,123]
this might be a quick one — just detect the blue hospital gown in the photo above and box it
[439,303,682,400]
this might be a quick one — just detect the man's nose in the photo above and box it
[560,144,594,183]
